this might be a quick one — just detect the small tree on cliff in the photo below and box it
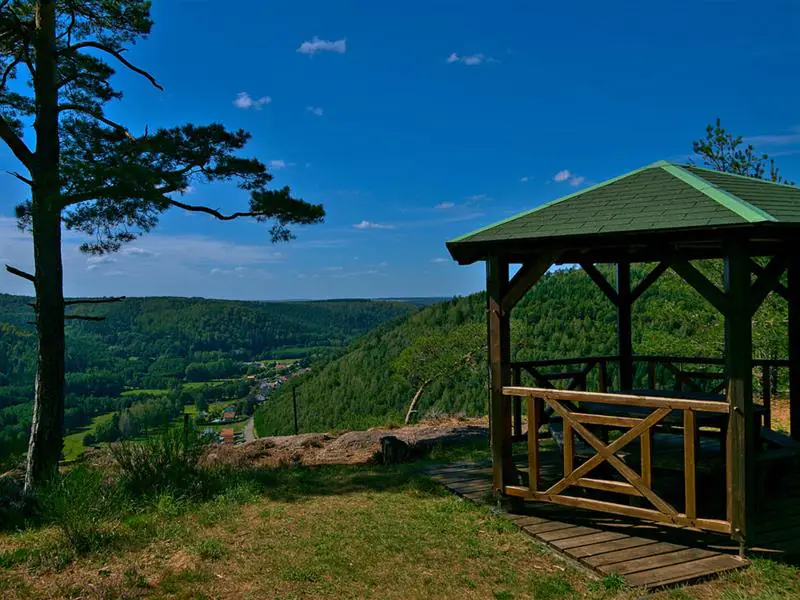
[394,323,485,424]
[0,0,324,491]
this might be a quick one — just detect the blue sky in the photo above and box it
[2,0,800,300]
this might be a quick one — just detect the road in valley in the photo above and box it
[243,416,257,442]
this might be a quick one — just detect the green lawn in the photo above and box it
[62,411,116,461]
[2,448,798,599]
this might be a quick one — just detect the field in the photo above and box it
[1,445,798,599]
[61,412,116,462]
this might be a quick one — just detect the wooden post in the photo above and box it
[789,260,800,440]
[292,385,299,435]
[724,240,755,547]
[761,365,771,431]
[617,262,634,391]
[487,256,514,492]
[598,360,608,393]
[512,367,522,439]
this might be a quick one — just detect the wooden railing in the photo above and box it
[509,355,790,437]
[502,386,733,534]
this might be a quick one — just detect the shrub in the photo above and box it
[109,424,211,499]
[37,465,123,554]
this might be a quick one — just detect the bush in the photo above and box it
[37,465,123,554]
[109,424,210,499]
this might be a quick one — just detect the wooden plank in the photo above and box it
[684,409,697,520]
[569,536,658,559]
[575,478,641,496]
[563,415,574,478]
[555,531,628,550]
[570,412,642,428]
[586,541,685,567]
[603,548,720,576]
[624,554,745,588]
[503,387,730,413]
[538,525,599,542]
[631,261,669,303]
[724,240,755,546]
[487,256,513,492]
[528,396,541,492]
[641,429,653,489]
[524,521,577,535]
[750,258,790,301]
[580,262,619,305]
[618,261,634,390]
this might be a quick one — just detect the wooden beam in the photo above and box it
[512,368,522,439]
[790,259,800,441]
[501,253,557,313]
[630,261,669,303]
[749,254,791,316]
[487,256,514,492]
[503,387,730,413]
[579,262,619,305]
[670,259,728,314]
[750,259,790,301]
[618,262,634,391]
[724,240,755,546]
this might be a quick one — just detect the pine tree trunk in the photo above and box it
[404,380,431,425]
[25,206,65,491]
[25,0,64,492]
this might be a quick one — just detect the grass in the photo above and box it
[61,411,116,461]
[2,440,799,599]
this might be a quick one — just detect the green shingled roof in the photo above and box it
[449,161,800,247]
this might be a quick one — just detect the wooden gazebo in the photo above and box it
[446,160,800,551]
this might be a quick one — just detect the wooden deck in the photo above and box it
[426,457,800,589]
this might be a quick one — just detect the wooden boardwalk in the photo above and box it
[427,461,754,589]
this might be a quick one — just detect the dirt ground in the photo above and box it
[199,417,489,469]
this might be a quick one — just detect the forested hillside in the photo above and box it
[255,263,789,436]
[0,295,420,457]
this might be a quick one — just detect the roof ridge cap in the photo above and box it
[684,163,798,190]
[660,164,776,223]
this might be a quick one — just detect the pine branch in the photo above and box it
[7,170,32,185]
[62,41,163,91]
[64,296,125,306]
[0,116,34,169]
[5,264,35,282]
[58,104,134,138]
[164,197,259,221]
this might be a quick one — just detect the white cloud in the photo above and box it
[269,160,295,170]
[323,266,344,272]
[122,247,157,258]
[569,176,586,187]
[233,92,272,110]
[553,169,571,182]
[306,106,324,117]
[436,202,455,209]
[431,258,449,264]
[104,270,126,277]
[520,176,531,182]
[446,52,497,66]
[466,194,489,202]
[746,126,800,147]
[353,220,395,230]
[297,37,346,55]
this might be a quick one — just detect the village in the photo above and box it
[198,359,310,445]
